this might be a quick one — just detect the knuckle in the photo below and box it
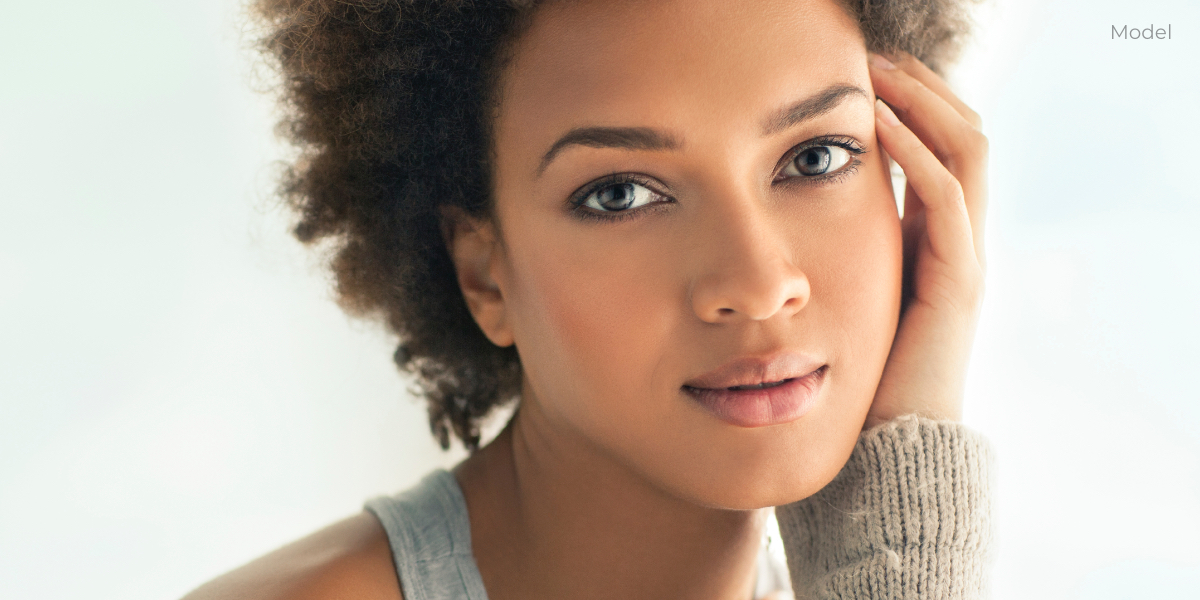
[939,175,966,206]
[970,128,989,156]
[940,128,988,172]
[904,132,928,156]
[955,126,988,154]
[958,268,986,311]
[965,108,983,129]
[939,267,985,318]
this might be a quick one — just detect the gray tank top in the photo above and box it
[365,469,792,600]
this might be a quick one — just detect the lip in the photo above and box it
[682,353,827,428]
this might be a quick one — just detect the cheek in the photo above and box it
[501,222,677,427]
[819,211,902,357]
[805,178,904,403]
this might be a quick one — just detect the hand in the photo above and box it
[863,52,989,430]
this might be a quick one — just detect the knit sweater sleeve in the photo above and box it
[774,415,996,599]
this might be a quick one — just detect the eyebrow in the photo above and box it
[535,83,870,177]
[537,127,680,177]
[760,84,871,136]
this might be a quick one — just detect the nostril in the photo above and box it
[689,256,810,323]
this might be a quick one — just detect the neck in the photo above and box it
[456,398,767,600]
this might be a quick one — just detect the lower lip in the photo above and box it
[683,366,827,428]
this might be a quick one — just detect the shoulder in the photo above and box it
[181,511,404,600]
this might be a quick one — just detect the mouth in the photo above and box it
[683,364,828,428]
[725,379,793,391]
[682,351,825,390]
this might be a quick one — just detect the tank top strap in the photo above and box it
[365,469,489,600]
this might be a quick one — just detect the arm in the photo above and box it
[776,415,994,598]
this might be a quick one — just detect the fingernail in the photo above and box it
[869,53,896,70]
[875,98,900,126]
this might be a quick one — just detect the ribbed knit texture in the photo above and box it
[775,415,995,599]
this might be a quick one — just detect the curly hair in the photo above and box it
[250,0,978,451]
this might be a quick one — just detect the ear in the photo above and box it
[440,206,515,348]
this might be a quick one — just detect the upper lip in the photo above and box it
[683,352,825,389]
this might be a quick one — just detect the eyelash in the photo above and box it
[567,135,868,223]
[567,173,673,224]
[776,135,867,185]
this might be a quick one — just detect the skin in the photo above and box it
[183,0,987,599]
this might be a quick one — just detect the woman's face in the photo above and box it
[479,0,902,509]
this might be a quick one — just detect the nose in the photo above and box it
[689,195,811,324]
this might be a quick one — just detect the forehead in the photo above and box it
[494,0,868,164]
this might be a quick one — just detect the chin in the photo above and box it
[703,444,860,511]
[639,402,870,511]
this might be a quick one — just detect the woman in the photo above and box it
[188,0,991,597]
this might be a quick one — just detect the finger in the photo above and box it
[869,54,985,176]
[881,52,981,129]
[869,58,988,264]
[875,99,979,280]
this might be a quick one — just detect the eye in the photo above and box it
[781,145,853,178]
[574,177,668,213]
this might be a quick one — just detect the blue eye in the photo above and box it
[578,180,666,213]
[782,145,853,177]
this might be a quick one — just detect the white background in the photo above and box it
[1,0,1197,598]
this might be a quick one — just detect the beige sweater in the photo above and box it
[775,415,996,599]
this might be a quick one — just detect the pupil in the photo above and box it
[798,147,831,175]
[600,184,636,210]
